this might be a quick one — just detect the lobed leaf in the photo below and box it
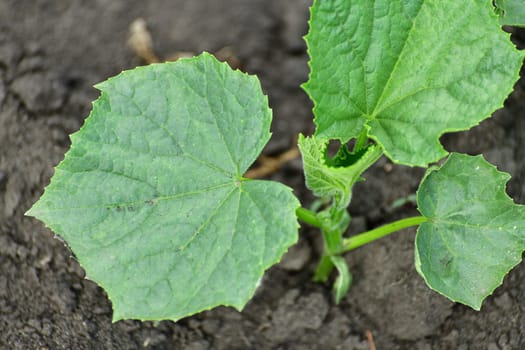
[27,53,300,321]
[415,153,525,309]
[303,0,524,166]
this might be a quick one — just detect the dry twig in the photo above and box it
[128,18,160,63]
[365,330,376,350]
[244,145,300,179]
[128,18,240,69]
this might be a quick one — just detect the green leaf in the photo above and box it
[495,0,525,27]
[415,153,525,310]
[298,135,382,209]
[303,0,524,166]
[330,256,352,304]
[27,53,299,321]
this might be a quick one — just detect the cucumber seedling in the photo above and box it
[28,0,525,321]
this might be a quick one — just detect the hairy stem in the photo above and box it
[343,216,428,252]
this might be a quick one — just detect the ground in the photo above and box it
[1,1,525,349]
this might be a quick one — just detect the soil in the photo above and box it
[1,1,524,349]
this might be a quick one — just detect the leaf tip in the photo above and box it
[25,200,44,219]
[24,206,35,218]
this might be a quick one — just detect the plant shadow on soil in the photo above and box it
[1,1,525,349]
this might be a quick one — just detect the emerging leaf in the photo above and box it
[304,0,524,166]
[415,153,525,310]
[298,135,382,209]
[27,53,299,321]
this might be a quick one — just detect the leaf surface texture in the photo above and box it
[28,53,299,321]
[416,153,525,309]
[304,0,524,166]
[495,0,525,27]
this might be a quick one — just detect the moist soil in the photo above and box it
[1,1,525,349]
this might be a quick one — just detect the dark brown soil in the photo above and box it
[1,1,524,349]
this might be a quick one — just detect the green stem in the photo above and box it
[324,228,343,254]
[343,216,428,252]
[296,207,323,228]
[313,255,334,282]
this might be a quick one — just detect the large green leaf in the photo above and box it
[415,153,525,309]
[27,53,299,321]
[495,0,525,27]
[303,0,524,166]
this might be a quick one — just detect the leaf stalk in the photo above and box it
[343,216,428,252]
[296,207,323,228]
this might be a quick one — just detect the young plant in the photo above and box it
[28,1,525,321]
